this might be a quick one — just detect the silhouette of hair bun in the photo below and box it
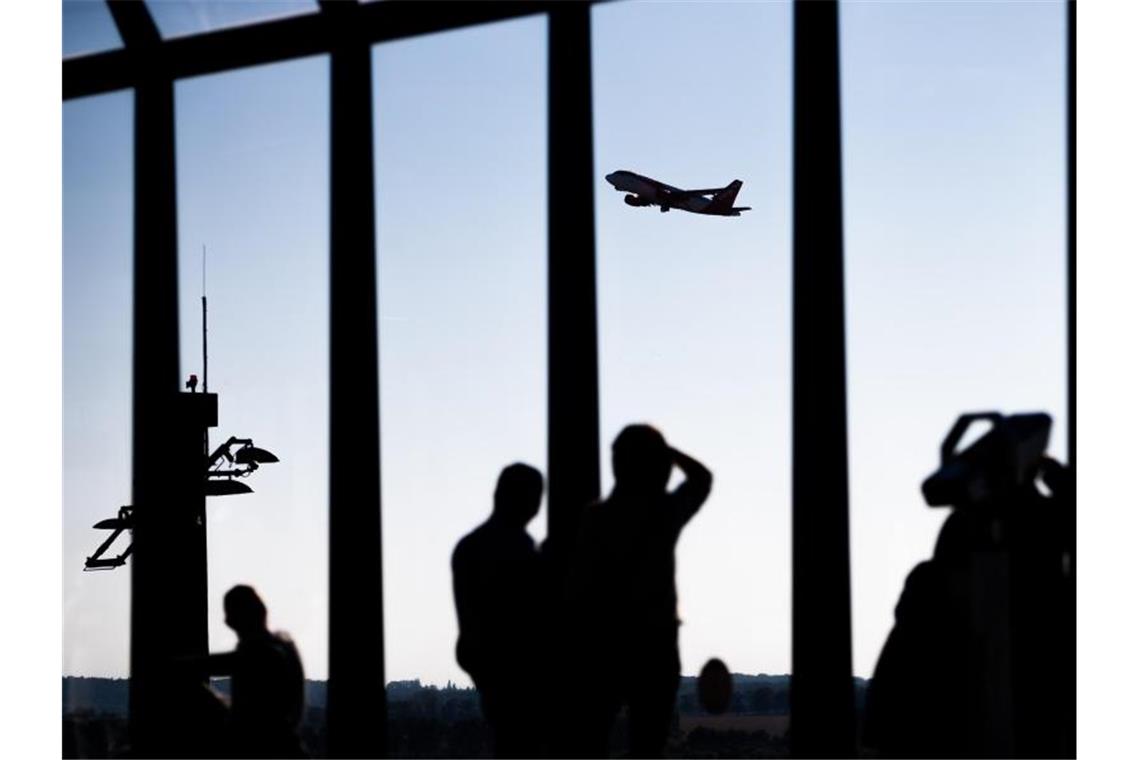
[698,658,733,714]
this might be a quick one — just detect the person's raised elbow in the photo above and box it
[693,467,713,501]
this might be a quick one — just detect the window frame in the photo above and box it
[62,1,1075,757]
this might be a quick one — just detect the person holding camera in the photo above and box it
[863,413,1074,758]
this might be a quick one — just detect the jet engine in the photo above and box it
[624,194,651,207]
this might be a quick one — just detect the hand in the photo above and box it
[1039,456,1072,502]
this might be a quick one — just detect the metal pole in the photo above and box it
[1064,2,1076,755]
[790,1,856,756]
[322,2,387,756]
[546,1,601,565]
[202,244,208,393]
[106,3,189,754]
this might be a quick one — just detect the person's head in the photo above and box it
[612,424,672,494]
[224,584,268,638]
[493,463,544,527]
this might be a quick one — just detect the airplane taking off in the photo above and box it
[605,170,751,216]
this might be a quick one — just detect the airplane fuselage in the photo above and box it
[604,170,750,216]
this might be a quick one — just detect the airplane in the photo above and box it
[604,170,751,216]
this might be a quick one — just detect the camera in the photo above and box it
[921,412,1052,508]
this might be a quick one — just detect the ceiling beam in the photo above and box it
[106,0,161,49]
[65,1,587,100]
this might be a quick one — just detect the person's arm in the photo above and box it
[172,650,238,679]
[669,446,712,526]
[451,541,488,683]
[203,651,239,677]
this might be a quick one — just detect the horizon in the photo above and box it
[61,670,830,684]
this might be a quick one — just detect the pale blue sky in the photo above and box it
[63,0,1067,686]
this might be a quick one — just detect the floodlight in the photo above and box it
[205,479,254,496]
[85,506,134,571]
[234,446,279,465]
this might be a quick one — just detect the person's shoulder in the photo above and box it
[272,630,295,646]
[451,524,487,566]
[515,529,537,552]
[266,631,299,656]
[274,631,303,659]
[895,560,958,623]
[489,521,537,555]
[238,632,281,660]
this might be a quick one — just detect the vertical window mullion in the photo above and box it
[546,3,601,567]
[127,71,183,758]
[1063,2,1076,755]
[106,2,183,753]
[790,1,856,756]
[326,11,387,758]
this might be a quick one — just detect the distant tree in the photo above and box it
[774,685,790,713]
[750,685,774,714]
[413,687,439,718]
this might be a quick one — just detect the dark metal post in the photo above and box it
[790,1,856,756]
[546,3,601,564]
[322,3,387,756]
[107,2,196,754]
[1064,2,1076,755]
[1067,2,1075,477]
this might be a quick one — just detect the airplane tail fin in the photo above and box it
[705,180,743,214]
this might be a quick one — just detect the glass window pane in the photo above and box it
[175,56,330,754]
[63,91,133,747]
[373,15,546,750]
[63,0,124,57]
[842,0,1067,693]
[146,0,318,39]
[593,0,793,744]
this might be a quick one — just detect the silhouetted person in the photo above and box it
[862,509,977,758]
[452,463,545,758]
[864,455,1073,758]
[568,425,712,758]
[203,585,307,758]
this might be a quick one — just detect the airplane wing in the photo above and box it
[662,186,731,199]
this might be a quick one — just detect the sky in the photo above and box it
[62,0,1067,689]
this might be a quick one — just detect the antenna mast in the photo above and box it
[202,245,208,393]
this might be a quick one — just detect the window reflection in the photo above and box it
[63,0,123,57]
[145,0,318,39]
